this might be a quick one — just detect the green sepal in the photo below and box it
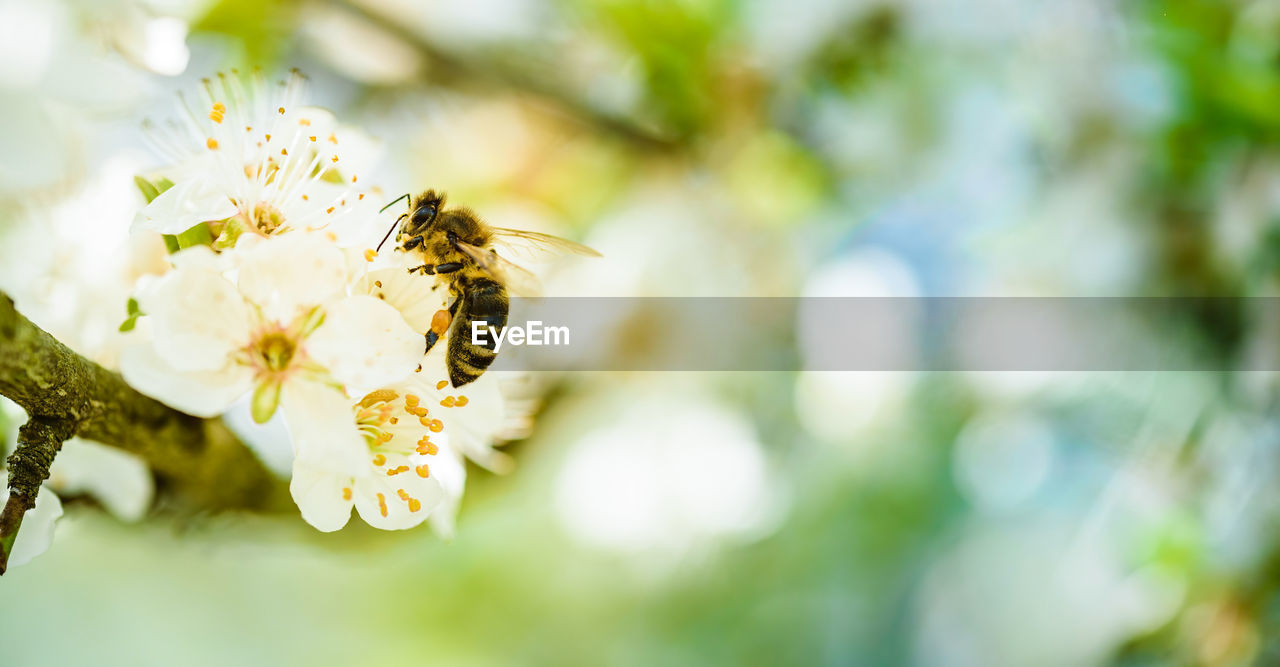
[134,175,175,204]
[118,298,143,332]
[174,221,215,249]
[251,380,284,424]
[212,217,251,251]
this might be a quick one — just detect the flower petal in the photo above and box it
[307,295,421,394]
[47,439,153,522]
[119,341,254,417]
[358,268,445,334]
[352,470,443,531]
[132,176,238,235]
[3,485,63,568]
[136,262,253,372]
[238,235,350,323]
[426,442,467,539]
[289,459,354,532]
[410,351,511,471]
[280,378,367,474]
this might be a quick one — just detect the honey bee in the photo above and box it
[377,190,600,387]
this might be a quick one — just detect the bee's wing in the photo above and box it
[454,241,544,297]
[488,227,601,264]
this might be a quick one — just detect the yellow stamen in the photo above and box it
[455,395,469,407]
[363,249,377,261]
[206,138,219,150]
[386,465,410,476]
[416,465,430,478]
[429,419,443,433]
[372,454,386,466]
[408,498,422,512]
[377,493,388,517]
[404,394,420,407]
[342,487,352,501]
[359,389,399,407]
[436,380,448,391]
[440,396,455,408]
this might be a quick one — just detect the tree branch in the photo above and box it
[0,292,289,573]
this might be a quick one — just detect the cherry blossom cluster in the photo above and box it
[119,72,511,532]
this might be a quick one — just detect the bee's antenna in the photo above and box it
[376,214,405,253]
[379,193,411,215]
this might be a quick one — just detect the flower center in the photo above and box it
[252,202,286,235]
[356,390,398,448]
[352,390,444,459]
[253,332,296,373]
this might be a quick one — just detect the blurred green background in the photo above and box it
[4,0,1280,665]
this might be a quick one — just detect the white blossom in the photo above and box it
[359,267,516,472]
[290,381,468,531]
[120,236,421,471]
[133,72,380,246]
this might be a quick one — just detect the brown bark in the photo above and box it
[0,292,289,573]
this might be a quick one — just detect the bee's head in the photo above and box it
[401,190,444,238]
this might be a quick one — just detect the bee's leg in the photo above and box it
[408,264,436,275]
[433,262,464,274]
[424,292,464,354]
[402,235,425,252]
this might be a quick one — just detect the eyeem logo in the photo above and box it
[472,320,570,353]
